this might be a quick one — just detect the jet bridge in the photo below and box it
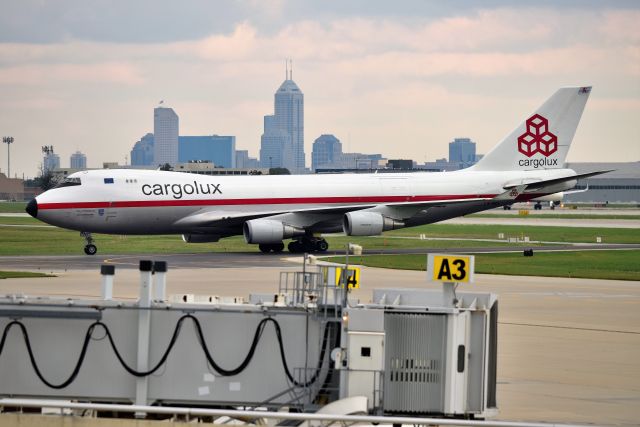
[0,259,498,419]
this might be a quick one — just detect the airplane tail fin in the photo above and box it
[470,87,591,171]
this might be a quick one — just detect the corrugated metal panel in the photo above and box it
[466,312,487,413]
[487,302,498,408]
[383,313,447,413]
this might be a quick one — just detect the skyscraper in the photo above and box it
[154,106,179,166]
[449,138,477,168]
[43,152,60,172]
[260,114,291,169]
[131,133,155,166]
[260,67,304,172]
[312,134,342,171]
[70,151,87,169]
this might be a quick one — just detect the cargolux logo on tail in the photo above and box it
[517,114,558,168]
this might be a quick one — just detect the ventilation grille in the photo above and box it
[383,312,447,413]
[388,357,441,383]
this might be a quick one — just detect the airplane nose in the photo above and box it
[26,199,38,218]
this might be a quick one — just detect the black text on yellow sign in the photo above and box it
[427,254,475,283]
[335,267,361,289]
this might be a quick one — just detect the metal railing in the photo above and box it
[0,398,603,427]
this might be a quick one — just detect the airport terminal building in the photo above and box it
[565,161,640,204]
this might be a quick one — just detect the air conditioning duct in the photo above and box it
[182,234,221,243]
[343,212,404,236]
[243,219,305,244]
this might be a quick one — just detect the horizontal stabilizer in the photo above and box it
[503,170,612,192]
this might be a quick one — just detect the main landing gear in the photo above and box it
[287,236,329,254]
[258,236,329,254]
[81,232,97,255]
[258,242,285,253]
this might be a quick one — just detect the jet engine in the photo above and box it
[182,234,221,243]
[243,219,305,244]
[343,212,404,236]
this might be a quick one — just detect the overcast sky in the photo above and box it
[0,0,638,178]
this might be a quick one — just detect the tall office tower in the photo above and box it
[43,153,60,172]
[311,134,342,171]
[448,138,477,169]
[153,106,179,166]
[131,133,155,166]
[260,114,293,169]
[259,67,304,172]
[70,151,87,169]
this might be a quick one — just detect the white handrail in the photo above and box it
[0,398,603,427]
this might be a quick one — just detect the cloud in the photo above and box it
[0,5,638,177]
[190,22,259,60]
[0,62,144,85]
[598,10,640,45]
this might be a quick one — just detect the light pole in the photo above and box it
[2,136,14,178]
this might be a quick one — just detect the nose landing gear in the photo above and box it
[81,232,97,255]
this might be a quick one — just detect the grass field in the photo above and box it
[385,223,640,244]
[0,271,54,279]
[327,250,640,281]
[1,217,639,256]
[471,213,640,220]
[0,202,26,213]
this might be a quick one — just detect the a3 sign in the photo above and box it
[426,254,475,284]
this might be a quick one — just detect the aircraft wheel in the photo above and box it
[84,244,97,255]
[258,244,271,253]
[301,240,315,253]
[288,241,303,253]
[317,239,329,252]
[273,242,285,253]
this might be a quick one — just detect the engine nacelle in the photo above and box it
[243,219,305,244]
[182,234,220,243]
[532,192,564,202]
[343,212,404,236]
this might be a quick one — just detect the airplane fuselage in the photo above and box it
[33,168,576,237]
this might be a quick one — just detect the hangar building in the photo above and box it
[565,162,640,204]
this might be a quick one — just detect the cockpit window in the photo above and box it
[55,177,82,188]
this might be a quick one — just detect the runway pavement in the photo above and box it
[0,252,298,271]
[0,243,637,272]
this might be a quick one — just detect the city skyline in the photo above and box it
[0,1,639,178]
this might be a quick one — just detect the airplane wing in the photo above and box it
[173,195,499,232]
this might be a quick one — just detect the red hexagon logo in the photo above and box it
[517,114,557,158]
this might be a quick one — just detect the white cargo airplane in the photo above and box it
[27,86,608,255]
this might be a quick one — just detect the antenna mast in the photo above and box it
[285,58,293,80]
